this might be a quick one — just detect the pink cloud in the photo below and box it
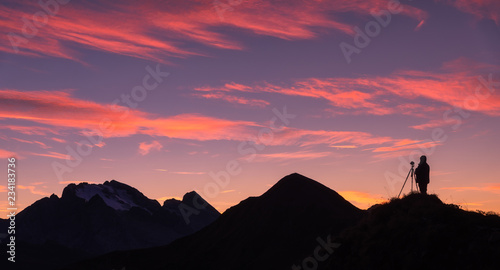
[0,89,260,140]
[270,128,394,148]
[0,149,15,158]
[371,140,441,153]
[138,141,163,155]
[198,58,500,117]
[0,83,462,158]
[30,151,71,160]
[0,0,428,62]
[194,92,270,107]
[410,119,453,130]
[51,137,66,143]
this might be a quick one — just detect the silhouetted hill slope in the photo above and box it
[0,180,219,270]
[323,193,500,270]
[68,173,364,270]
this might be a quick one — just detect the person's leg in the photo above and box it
[419,183,427,194]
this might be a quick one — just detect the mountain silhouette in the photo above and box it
[4,174,500,270]
[163,190,220,232]
[0,180,219,270]
[68,173,364,270]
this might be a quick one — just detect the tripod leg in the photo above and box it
[398,168,412,198]
[412,168,419,193]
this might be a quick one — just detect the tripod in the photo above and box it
[398,162,418,198]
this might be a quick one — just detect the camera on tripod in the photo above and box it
[398,161,417,198]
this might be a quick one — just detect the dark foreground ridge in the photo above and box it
[324,193,500,270]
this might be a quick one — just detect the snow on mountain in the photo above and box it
[74,184,143,212]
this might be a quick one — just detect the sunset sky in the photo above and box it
[1,0,499,215]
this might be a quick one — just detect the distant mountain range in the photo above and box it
[66,173,365,269]
[2,173,500,270]
[0,180,219,270]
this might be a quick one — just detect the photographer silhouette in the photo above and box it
[415,155,430,194]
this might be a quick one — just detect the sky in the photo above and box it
[0,0,499,215]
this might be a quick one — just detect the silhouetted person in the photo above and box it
[415,155,430,194]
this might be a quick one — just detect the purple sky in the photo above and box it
[1,0,499,214]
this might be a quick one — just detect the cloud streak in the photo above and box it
[0,89,260,141]
[0,0,428,62]
[0,87,442,160]
[195,58,500,118]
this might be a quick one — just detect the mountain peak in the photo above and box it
[61,180,160,212]
[261,173,361,213]
[263,173,332,198]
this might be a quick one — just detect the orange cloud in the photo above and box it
[441,0,500,25]
[0,0,427,62]
[138,141,163,155]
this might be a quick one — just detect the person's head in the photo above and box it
[420,155,427,163]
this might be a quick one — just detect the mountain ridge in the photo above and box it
[67,173,365,270]
[0,180,220,270]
